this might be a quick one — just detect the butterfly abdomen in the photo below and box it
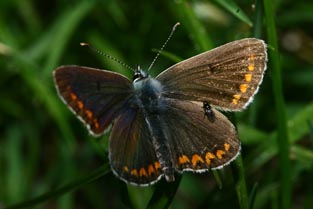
[133,76,175,182]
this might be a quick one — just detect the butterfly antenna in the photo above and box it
[80,42,135,72]
[147,22,180,72]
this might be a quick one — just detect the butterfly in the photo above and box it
[53,37,267,186]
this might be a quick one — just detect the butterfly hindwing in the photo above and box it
[156,38,267,111]
[109,107,163,186]
[53,66,134,136]
[161,98,240,171]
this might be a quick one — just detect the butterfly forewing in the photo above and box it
[53,66,134,136]
[156,38,267,111]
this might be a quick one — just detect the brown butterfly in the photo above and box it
[53,37,267,186]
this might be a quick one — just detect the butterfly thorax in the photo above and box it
[133,76,163,112]
[133,74,175,182]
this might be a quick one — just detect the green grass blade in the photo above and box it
[248,182,259,209]
[169,0,213,51]
[263,1,291,209]
[288,102,313,143]
[7,43,76,150]
[235,155,248,209]
[213,0,253,26]
[253,0,264,38]
[42,1,95,76]
[146,177,181,209]
[4,165,109,209]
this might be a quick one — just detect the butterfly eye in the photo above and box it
[133,72,142,81]
[133,66,148,82]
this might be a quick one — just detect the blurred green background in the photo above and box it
[0,0,313,209]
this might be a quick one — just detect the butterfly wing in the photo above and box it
[156,38,267,111]
[109,107,163,186]
[54,66,164,185]
[161,98,240,171]
[53,66,134,136]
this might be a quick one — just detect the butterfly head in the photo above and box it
[133,66,148,83]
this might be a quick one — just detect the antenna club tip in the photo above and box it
[172,22,180,31]
[80,42,89,47]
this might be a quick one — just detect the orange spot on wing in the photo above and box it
[154,162,161,170]
[233,94,241,100]
[248,64,255,71]
[130,169,138,177]
[249,54,255,61]
[85,110,93,119]
[191,154,204,167]
[77,101,84,109]
[232,98,238,105]
[123,166,129,173]
[178,155,190,164]
[139,168,148,177]
[224,143,230,152]
[205,152,215,165]
[240,84,248,93]
[232,94,241,105]
[93,119,99,129]
[245,73,252,82]
[216,150,226,159]
[148,165,155,175]
[70,93,77,101]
